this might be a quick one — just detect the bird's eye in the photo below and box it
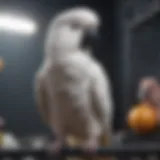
[70,22,80,30]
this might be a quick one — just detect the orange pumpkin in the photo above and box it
[127,103,157,134]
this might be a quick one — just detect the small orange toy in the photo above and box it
[127,103,157,134]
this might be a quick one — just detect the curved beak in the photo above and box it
[81,28,99,49]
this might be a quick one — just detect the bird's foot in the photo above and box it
[82,139,99,155]
[46,140,63,155]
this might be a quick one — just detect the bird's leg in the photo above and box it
[82,137,99,154]
[46,138,65,160]
[46,136,66,160]
[46,138,64,155]
[46,122,65,155]
[81,119,101,155]
[82,129,101,155]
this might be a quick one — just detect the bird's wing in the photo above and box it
[35,73,50,125]
[90,62,114,140]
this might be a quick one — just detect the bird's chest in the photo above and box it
[54,90,90,131]
[56,90,87,118]
[50,66,90,108]
[47,65,91,133]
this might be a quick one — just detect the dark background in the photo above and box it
[0,0,159,136]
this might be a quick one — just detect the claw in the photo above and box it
[46,140,63,155]
[82,139,99,155]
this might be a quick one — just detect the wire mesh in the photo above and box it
[0,143,160,160]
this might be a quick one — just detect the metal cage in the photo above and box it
[0,144,160,160]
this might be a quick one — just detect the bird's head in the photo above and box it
[45,7,101,55]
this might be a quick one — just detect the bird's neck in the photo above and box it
[44,48,92,62]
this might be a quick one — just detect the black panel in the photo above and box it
[129,13,160,105]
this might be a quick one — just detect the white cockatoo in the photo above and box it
[35,6,114,155]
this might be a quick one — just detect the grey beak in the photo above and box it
[81,29,99,49]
